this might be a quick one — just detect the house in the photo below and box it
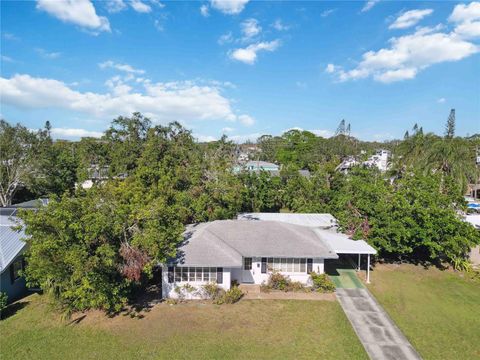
[465,214,480,266]
[161,214,376,299]
[0,198,47,303]
[336,156,359,174]
[363,149,390,172]
[78,165,128,189]
[0,210,28,303]
[233,160,280,174]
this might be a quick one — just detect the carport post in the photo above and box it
[366,254,371,284]
[357,253,361,271]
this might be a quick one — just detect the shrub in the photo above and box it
[0,292,8,314]
[174,283,197,301]
[286,281,308,292]
[260,282,271,293]
[310,272,335,293]
[267,271,291,291]
[215,286,243,304]
[202,282,225,301]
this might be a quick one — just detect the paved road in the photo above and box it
[336,288,422,360]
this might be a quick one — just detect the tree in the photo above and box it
[0,121,40,206]
[445,109,455,139]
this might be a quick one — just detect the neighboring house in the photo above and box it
[363,149,390,172]
[233,160,280,174]
[336,156,358,174]
[0,198,47,303]
[465,214,480,266]
[161,214,376,299]
[0,210,28,303]
[78,165,127,189]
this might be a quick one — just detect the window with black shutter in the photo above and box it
[216,268,223,283]
[168,267,174,283]
[307,259,313,274]
[261,258,267,273]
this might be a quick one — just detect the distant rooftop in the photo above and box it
[238,212,337,228]
[0,215,27,273]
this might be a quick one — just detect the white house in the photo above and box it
[363,150,391,172]
[161,214,376,299]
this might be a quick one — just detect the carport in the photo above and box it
[314,229,377,283]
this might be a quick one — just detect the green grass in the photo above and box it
[368,264,480,360]
[0,294,367,360]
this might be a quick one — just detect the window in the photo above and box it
[266,258,307,273]
[171,267,218,283]
[9,258,24,284]
[244,257,252,270]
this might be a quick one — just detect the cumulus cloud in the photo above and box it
[0,74,256,126]
[389,9,433,30]
[129,0,151,13]
[218,32,233,45]
[36,0,110,33]
[361,0,380,13]
[222,127,235,133]
[200,4,209,17]
[99,60,145,74]
[437,97,446,103]
[325,63,336,73]
[105,0,126,13]
[241,18,261,39]
[230,40,281,64]
[449,2,480,39]
[51,128,103,139]
[272,19,290,31]
[327,4,480,83]
[238,114,255,126]
[210,0,249,15]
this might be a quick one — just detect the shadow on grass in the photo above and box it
[1,301,28,320]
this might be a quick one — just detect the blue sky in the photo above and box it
[1,0,479,142]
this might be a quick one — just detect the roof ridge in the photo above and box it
[205,220,245,258]
[275,221,333,253]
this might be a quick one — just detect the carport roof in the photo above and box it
[314,229,377,255]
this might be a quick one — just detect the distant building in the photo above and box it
[464,215,480,266]
[233,160,280,174]
[363,150,391,172]
[78,165,127,189]
[335,156,359,174]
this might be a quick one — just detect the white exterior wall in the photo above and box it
[231,257,324,286]
[161,265,232,299]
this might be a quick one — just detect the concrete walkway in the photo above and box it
[336,288,422,360]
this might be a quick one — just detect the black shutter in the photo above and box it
[168,267,174,283]
[10,263,15,284]
[261,258,267,273]
[216,267,223,284]
[307,259,313,274]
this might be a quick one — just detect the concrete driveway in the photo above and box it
[336,288,422,360]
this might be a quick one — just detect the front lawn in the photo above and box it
[0,295,367,360]
[368,264,480,360]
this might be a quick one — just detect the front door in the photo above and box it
[242,257,254,283]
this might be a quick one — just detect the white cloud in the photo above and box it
[218,32,233,45]
[129,0,151,13]
[35,48,61,59]
[105,0,126,13]
[309,129,334,138]
[99,60,145,74]
[36,0,110,33]
[241,18,261,39]
[200,4,209,17]
[229,132,261,143]
[195,134,217,142]
[51,127,103,139]
[0,74,253,126]
[321,9,336,18]
[449,2,480,39]
[3,33,19,41]
[210,0,249,15]
[389,9,433,30]
[449,2,480,23]
[230,40,281,64]
[222,127,235,133]
[325,63,336,73]
[361,0,380,13]
[437,97,446,103]
[1,55,14,63]
[238,114,255,126]
[272,19,290,31]
[327,5,480,84]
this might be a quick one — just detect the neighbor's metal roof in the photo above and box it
[0,215,27,273]
[174,220,338,267]
[238,213,337,228]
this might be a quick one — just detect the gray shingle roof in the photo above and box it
[0,215,27,273]
[238,213,337,228]
[174,220,337,267]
